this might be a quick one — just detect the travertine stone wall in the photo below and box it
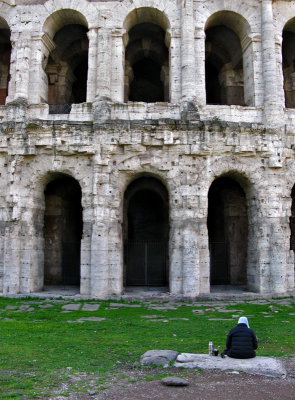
[0,0,295,297]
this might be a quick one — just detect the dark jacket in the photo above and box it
[226,323,258,359]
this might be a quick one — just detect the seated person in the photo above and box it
[222,317,258,359]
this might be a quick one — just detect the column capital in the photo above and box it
[111,28,126,37]
[41,32,55,53]
[87,27,98,40]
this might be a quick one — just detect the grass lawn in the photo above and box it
[0,296,295,399]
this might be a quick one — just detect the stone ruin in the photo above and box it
[0,0,295,298]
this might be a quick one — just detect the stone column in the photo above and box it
[181,0,196,102]
[247,185,292,295]
[28,207,44,293]
[86,28,98,103]
[108,218,123,295]
[275,33,288,109]
[261,0,283,124]
[195,26,206,106]
[242,34,264,107]
[80,191,94,295]
[90,161,110,297]
[3,224,21,294]
[7,31,31,102]
[170,217,200,296]
[169,28,181,103]
[3,159,21,293]
[169,220,184,295]
[29,33,55,104]
[80,222,92,295]
[111,28,125,102]
[182,223,199,297]
[90,220,109,297]
[96,27,112,101]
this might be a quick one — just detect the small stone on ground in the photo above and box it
[161,377,189,386]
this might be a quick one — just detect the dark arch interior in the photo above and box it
[282,29,295,108]
[43,176,83,286]
[205,63,221,104]
[123,177,169,287]
[0,28,11,105]
[125,23,169,102]
[46,24,88,111]
[207,177,248,286]
[130,58,163,102]
[205,25,244,105]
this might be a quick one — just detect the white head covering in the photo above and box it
[238,317,249,328]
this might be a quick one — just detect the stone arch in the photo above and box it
[0,17,11,105]
[42,0,97,28]
[123,7,170,102]
[123,7,170,32]
[123,175,169,289]
[112,0,173,29]
[207,171,250,289]
[205,11,254,106]
[43,172,83,288]
[42,9,89,112]
[282,18,295,108]
[43,9,88,39]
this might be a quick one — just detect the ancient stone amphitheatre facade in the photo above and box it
[0,0,295,298]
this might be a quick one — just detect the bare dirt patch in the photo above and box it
[46,358,295,400]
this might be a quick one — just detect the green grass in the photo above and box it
[0,296,295,398]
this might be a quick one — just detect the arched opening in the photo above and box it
[207,177,248,287]
[43,11,89,114]
[43,175,83,287]
[124,8,169,102]
[205,25,244,105]
[205,12,252,106]
[0,19,11,105]
[283,19,295,108]
[123,177,169,288]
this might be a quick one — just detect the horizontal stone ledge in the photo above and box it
[175,353,286,378]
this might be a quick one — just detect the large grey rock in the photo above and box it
[67,317,106,323]
[141,350,179,367]
[109,303,141,308]
[174,354,286,378]
[161,377,189,386]
[77,317,106,322]
[81,304,100,311]
[39,304,54,309]
[62,304,81,311]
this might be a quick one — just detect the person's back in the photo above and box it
[225,317,258,359]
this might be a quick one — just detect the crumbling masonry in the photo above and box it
[0,0,295,297]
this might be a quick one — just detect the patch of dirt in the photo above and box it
[45,359,295,400]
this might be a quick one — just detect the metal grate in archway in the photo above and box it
[126,241,167,286]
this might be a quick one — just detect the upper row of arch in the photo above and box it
[0,0,292,33]
[0,0,266,39]
[1,2,295,108]
[0,0,293,38]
